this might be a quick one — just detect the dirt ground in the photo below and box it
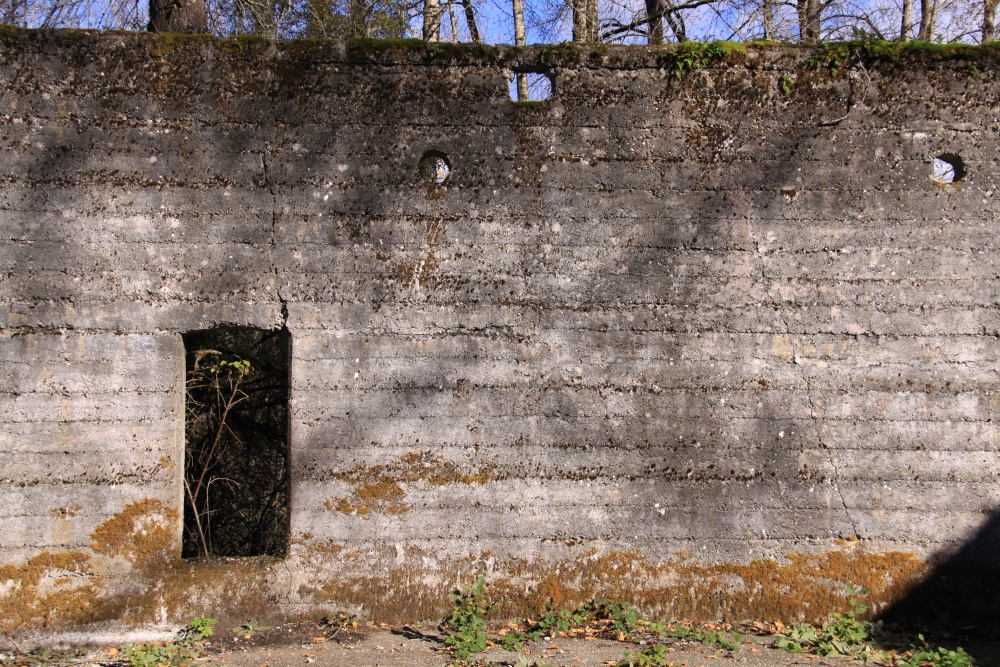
[209,628,851,667]
[6,622,998,667]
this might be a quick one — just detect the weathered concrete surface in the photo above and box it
[2,30,1000,632]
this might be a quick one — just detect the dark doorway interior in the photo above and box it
[182,326,290,558]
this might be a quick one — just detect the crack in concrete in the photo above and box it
[807,373,859,539]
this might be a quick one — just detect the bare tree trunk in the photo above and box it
[586,0,598,40]
[462,0,481,42]
[148,0,207,32]
[645,0,664,43]
[900,0,913,39]
[423,0,441,40]
[796,0,820,41]
[762,0,774,39]
[572,0,588,40]
[447,0,458,40]
[513,0,528,99]
[917,0,937,39]
[984,0,1000,41]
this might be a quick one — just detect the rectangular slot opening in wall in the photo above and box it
[508,70,553,102]
[182,326,291,558]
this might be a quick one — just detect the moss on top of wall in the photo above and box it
[0,24,997,72]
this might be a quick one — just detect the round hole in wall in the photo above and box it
[932,153,966,185]
[419,150,451,185]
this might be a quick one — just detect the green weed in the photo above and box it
[124,615,216,667]
[443,576,490,662]
[618,643,671,667]
[647,621,743,651]
[514,655,558,667]
[774,589,976,667]
[17,649,56,665]
[233,618,269,637]
[775,588,880,658]
[497,627,528,651]
[895,635,976,667]
[779,74,794,94]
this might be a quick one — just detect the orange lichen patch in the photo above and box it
[396,450,494,485]
[0,551,99,634]
[307,541,346,556]
[335,450,493,487]
[158,455,176,471]
[314,544,927,626]
[90,498,178,566]
[327,451,493,515]
[326,479,409,515]
[50,504,83,519]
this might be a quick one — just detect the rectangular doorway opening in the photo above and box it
[182,326,290,558]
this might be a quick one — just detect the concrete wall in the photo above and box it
[2,30,1000,632]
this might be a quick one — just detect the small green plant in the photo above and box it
[659,41,743,79]
[774,587,875,658]
[773,622,819,653]
[779,74,794,95]
[443,576,490,662]
[774,587,876,658]
[898,636,976,667]
[498,627,528,651]
[125,616,217,667]
[233,618,269,637]
[619,643,671,667]
[18,649,57,665]
[593,598,641,636]
[514,655,558,667]
[527,607,580,640]
[647,621,742,651]
[774,588,976,667]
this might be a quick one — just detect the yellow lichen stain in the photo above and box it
[90,498,178,566]
[0,551,99,634]
[158,455,176,471]
[327,451,493,515]
[315,543,926,626]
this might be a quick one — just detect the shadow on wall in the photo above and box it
[880,508,1000,628]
